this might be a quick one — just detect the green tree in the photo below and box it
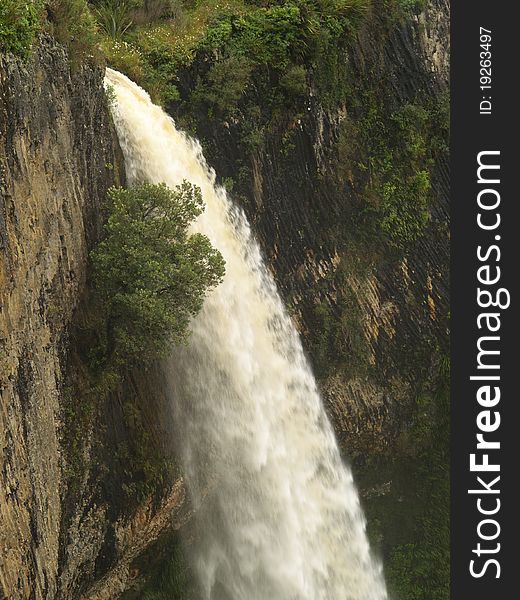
[90,181,225,368]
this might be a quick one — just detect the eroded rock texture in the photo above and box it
[0,39,185,600]
[172,0,450,458]
[0,38,114,599]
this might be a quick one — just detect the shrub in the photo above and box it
[192,54,253,116]
[46,0,99,61]
[357,101,433,251]
[279,63,307,97]
[129,0,181,25]
[102,37,146,82]
[130,23,193,103]
[138,538,198,600]
[199,4,305,69]
[386,376,450,599]
[117,399,173,502]
[0,0,43,58]
[90,182,225,369]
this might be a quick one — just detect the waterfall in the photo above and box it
[105,69,387,600]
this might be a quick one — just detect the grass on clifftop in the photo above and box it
[1,1,420,115]
[95,0,372,105]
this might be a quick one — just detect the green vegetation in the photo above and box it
[77,181,223,493]
[357,101,432,250]
[92,0,134,39]
[140,544,197,600]
[93,0,370,105]
[90,182,225,371]
[2,1,370,106]
[116,398,173,502]
[305,90,448,376]
[123,536,199,600]
[62,381,96,481]
[2,2,449,597]
[0,0,43,57]
[306,268,370,379]
[45,0,99,62]
[385,362,450,599]
[63,182,224,502]
[328,88,449,255]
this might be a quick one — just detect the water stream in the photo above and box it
[105,68,387,600]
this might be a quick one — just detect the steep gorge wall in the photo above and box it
[172,0,450,459]
[0,38,116,598]
[0,39,184,600]
[0,1,450,595]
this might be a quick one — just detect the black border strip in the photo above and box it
[451,1,517,596]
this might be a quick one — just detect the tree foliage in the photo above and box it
[90,181,225,368]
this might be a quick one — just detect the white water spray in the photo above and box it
[105,69,387,600]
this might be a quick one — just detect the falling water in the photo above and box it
[105,69,387,600]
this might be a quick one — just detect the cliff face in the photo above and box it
[167,0,450,567]
[0,38,113,598]
[172,0,450,458]
[0,39,184,600]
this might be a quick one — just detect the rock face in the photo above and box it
[0,39,184,600]
[0,39,115,599]
[172,0,450,459]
